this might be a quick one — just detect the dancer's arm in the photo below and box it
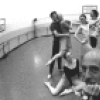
[50,23,60,37]
[81,38,88,45]
[56,33,70,37]
[46,51,65,66]
[74,27,83,43]
[95,26,100,37]
[52,30,70,37]
[51,30,60,37]
[44,74,67,96]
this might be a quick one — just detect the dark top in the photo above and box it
[50,21,62,40]
[64,59,79,78]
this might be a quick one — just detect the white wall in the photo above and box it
[0,0,100,32]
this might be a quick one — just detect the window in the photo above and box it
[82,5,98,14]
[0,18,6,32]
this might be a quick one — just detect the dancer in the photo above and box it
[48,11,62,79]
[57,14,72,52]
[74,14,92,68]
[45,51,80,96]
[48,13,72,79]
[89,9,100,48]
[89,9,99,28]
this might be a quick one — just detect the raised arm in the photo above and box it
[46,51,65,66]
[56,32,70,37]
[51,29,70,37]
[74,26,83,43]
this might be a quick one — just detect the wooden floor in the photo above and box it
[0,36,91,100]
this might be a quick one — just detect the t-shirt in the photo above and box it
[50,21,62,40]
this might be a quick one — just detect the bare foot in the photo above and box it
[60,88,73,96]
[44,81,51,87]
[47,74,52,79]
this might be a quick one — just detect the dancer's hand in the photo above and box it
[91,31,98,37]
[46,60,52,66]
[81,40,87,44]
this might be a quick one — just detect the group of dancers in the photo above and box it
[44,9,100,100]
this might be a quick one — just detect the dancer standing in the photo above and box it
[48,11,62,79]
[89,9,100,48]
[74,14,92,69]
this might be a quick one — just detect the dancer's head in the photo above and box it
[50,11,58,22]
[79,14,87,24]
[65,52,73,63]
[90,9,99,20]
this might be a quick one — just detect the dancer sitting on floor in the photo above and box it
[45,51,80,96]
[45,50,100,100]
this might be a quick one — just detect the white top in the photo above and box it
[89,18,99,25]
[89,18,100,37]
[75,23,89,42]
[80,24,89,38]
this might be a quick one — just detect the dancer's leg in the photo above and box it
[48,40,59,78]
[44,74,67,96]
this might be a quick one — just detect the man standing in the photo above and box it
[48,11,62,79]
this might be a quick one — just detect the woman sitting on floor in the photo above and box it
[44,51,81,96]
